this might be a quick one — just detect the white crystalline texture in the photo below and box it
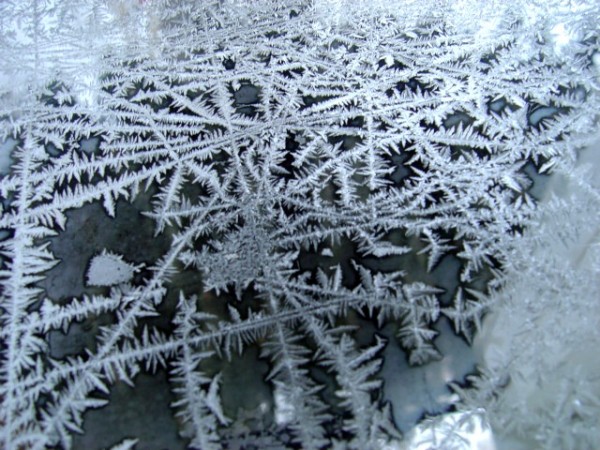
[86,251,141,287]
[0,1,599,449]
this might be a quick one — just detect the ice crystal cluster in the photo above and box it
[0,1,599,449]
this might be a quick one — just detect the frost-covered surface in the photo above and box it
[86,250,143,287]
[0,1,599,449]
[463,136,600,450]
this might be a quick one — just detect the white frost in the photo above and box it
[86,250,142,287]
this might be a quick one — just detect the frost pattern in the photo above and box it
[86,250,142,287]
[0,1,599,449]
